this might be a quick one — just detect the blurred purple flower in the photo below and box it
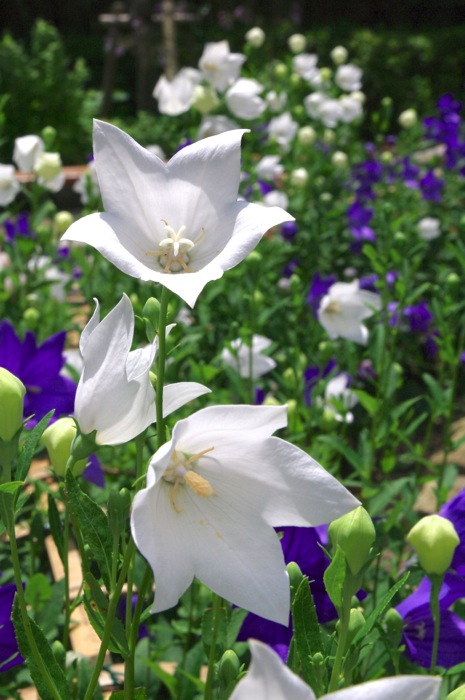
[304,359,337,406]
[237,525,335,661]
[0,321,76,428]
[400,157,420,189]
[0,583,24,671]
[281,221,298,241]
[83,454,105,488]
[4,213,34,243]
[307,273,337,316]
[347,201,376,241]
[420,170,444,202]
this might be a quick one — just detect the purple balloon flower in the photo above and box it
[0,583,24,671]
[419,170,444,203]
[237,525,335,661]
[0,321,76,428]
[304,359,337,406]
[3,213,33,243]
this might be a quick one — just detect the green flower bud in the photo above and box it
[0,369,26,442]
[51,640,66,671]
[320,66,332,81]
[407,514,459,575]
[108,488,131,538]
[247,250,262,265]
[41,125,58,149]
[23,307,40,328]
[143,297,161,341]
[273,62,288,79]
[287,33,306,54]
[54,211,74,234]
[263,396,281,407]
[447,685,465,700]
[287,560,305,603]
[398,108,418,129]
[290,73,301,87]
[336,608,365,646]
[219,649,241,687]
[384,608,403,647]
[298,126,316,145]
[446,272,460,291]
[329,506,376,575]
[42,417,88,477]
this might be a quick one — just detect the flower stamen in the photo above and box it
[145,220,205,274]
[163,446,216,512]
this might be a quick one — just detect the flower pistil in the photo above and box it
[146,220,205,273]
[163,446,216,511]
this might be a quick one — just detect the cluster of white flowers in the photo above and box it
[0,133,65,206]
[62,119,360,625]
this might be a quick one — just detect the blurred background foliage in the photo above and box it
[0,1,464,163]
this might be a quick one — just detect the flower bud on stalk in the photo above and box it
[0,369,26,472]
[407,514,459,576]
[108,488,131,539]
[42,417,88,477]
[328,506,376,576]
[142,297,161,342]
[447,686,465,700]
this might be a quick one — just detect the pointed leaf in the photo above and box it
[47,493,65,564]
[323,546,347,612]
[12,596,70,700]
[291,577,325,694]
[65,471,113,590]
[82,571,129,656]
[16,410,55,481]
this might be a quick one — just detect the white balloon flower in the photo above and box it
[229,640,441,700]
[62,121,292,307]
[131,404,360,624]
[318,280,381,345]
[75,294,209,445]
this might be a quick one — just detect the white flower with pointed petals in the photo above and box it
[153,68,201,116]
[225,78,266,120]
[335,64,363,92]
[130,404,359,624]
[268,112,298,151]
[230,640,441,700]
[62,121,292,308]
[324,374,358,423]
[318,280,381,345]
[198,40,246,92]
[13,134,44,173]
[221,335,276,379]
[75,294,209,445]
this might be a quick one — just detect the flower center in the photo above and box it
[162,446,215,512]
[324,299,341,314]
[145,220,205,274]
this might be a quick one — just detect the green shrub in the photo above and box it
[0,19,92,164]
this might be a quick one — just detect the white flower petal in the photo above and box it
[229,640,315,700]
[162,382,211,417]
[323,676,441,700]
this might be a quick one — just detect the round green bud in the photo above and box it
[273,62,288,79]
[336,608,365,646]
[219,649,241,687]
[283,367,296,385]
[54,211,74,234]
[381,151,394,164]
[290,167,308,187]
[143,297,161,341]
[329,506,376,576]
[245,26,266,49]
[320,192,333,203]
[298,125,316,145]
[446,272,460,290]
[263,396,281,407]
[290,73,301,87]
[320,66,332,81]
[288,33,306,54]
[41,126,58,149]
[381,96,393,108]
[287,560,305,595]
[0,368,26,442]
[398,108,418,129]
[394,231,407,246]
[287,399,297,420]
[323,129,335,144]
[331,151,348,168]
[447,686,465,700]
[23,307,40,328]
[253,290,265,306]
[330,46,348,65]
[51,640,66,670]
[407,514,459,575]
[42,417,88,477]
[247,250,262,265]
[384,608,403,647]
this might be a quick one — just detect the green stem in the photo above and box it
[62,504,71,649]
[125,564,153,700]
[429,574,443,672]
[156,287,170,450]
[328,606,350,693]
[83,538,137,700]
[204,593,223,700]
[9,523,62,700]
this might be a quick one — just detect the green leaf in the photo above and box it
[47,493,64,564]
[145,659,178,698]
[82,571,129,656]
[350,571,410,649]
[16,410,54,481]
[352,389,379,416]
[25,573,52,614]
[65,471,113,590]
[109,690,147,700]
[291,578,325,693]
[0,481,23,531]
[12,595,70,700]
[323,546,347,612]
